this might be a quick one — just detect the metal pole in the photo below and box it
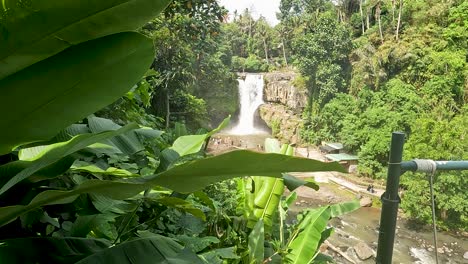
[376,132,405,264]
[401,160,468,172]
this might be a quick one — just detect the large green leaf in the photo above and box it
[71,161,137,177]
[170,116,231,156]
[240,141,304,228]
[150,150,345,193]
[199,247,239,264]
[0,237,111,263]
[87,116,145,155]
[0,0,171,79]
[0,32,153,154]
[286,207,331,264]
[248,219,265,264]
[282,174,320,191]
[176,235,220,253]
[0,150,344,226]
[156,197,206,221]
[70,214,118,238]
[0,180,148,227]
[90,194,137,215]
[76,236,203,264]
[0,123,138,196]
[329,200,361,218]
[0,156,75,185]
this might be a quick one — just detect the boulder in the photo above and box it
[354,242,374,260]
[463,251,468,259]
[360,197,373,207]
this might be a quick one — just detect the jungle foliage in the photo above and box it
[216,0,467,230]
[0,1,360,263]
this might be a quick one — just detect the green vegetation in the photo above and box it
[0,1,361,263]
[1,0,465,262]
[256,0,467,230]
[215,0,467,231]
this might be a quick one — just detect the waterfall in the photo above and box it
[230,74,266,135]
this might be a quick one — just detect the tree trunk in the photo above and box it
[263,37,269,64]
[282,39,288,66]
[395,0,403,41]
[165,90,170,129]
[359,0,365,34]
[376,2,383,43]
[366,10,370,30]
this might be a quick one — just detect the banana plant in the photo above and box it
[0,0,172,79]
[284,201,361,263]
[244,139,321,228]
[0,0,172,155]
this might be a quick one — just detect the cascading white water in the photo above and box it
[230,74,266,135]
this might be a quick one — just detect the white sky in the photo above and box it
[219,0,281,26]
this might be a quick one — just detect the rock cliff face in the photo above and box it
[263,72,308,114]
[259,71,308,145]
[259,104,303,145]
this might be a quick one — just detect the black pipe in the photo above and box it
[376,132,405,264]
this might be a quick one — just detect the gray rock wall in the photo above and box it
[263,72,308,114]
[260,71,308,145]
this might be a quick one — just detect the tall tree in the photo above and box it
[293,14,352,106]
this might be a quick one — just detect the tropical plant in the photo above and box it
[236,138,360,263]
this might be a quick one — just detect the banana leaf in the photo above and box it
[147,150,345,193]
[76,236,204,264]
[286,207,331,264]
[176,235,220,253]
[0,123,139,196]
[71,162,137,177]
[0,150,344,227]
[199,247,239,263]
[248,219,265,264]
[0,156,75,186]
[330,200,361,217]
[248,140,290,228]
[0,237,111,264]
[156,197,206,221]
[70,214,118,238]
[170,115,231,156]
[282,174,319,191]
[0,32,153,154]
[87,116,145,155]
[0,0,171,79]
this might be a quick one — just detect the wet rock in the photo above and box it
[463,251,468,259]
[437,247,444,254]
[354,242,374,260]
[360,197,373,207]
[345,247,358,261]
